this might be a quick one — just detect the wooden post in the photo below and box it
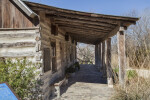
[102,41,106,76]
[95,44,98,66]
[97,43,102,69]
[117,27,126,87]
[106,38,113,88]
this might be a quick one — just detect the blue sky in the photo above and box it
[30,0,150,16]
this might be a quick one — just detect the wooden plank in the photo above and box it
[106,38,113,88]
[0,0,2,28]
[0,0,36,28]
[117,27,126,87]
[3,0,11,28]
[0,42,36,48]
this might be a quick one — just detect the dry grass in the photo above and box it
[111,76,150,100]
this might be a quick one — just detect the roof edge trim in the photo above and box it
[12,0,37,18]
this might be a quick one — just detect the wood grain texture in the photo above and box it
[0,0,39,28]
[117,28,126,87]
[106,38,113,87]
[0,42,36,48]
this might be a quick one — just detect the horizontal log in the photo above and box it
[0,27,40,31]
[0,33,36,38]
[0,42,36,48]
[0,52,35,57]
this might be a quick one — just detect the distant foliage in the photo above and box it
[77,43,95,64]
[0,58,42,100]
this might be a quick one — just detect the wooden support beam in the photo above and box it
[117,27,126,87]
[98,43,102,68]
[102,41,107,77]
[95,44,98,66]
[106,38,113,88]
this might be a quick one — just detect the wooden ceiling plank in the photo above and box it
[60,26,110,33]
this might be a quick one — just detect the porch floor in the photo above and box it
[56,64,114,100]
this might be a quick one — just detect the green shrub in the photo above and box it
[113,67,119,74]
[0,58,41,99]
[127,70,137,80]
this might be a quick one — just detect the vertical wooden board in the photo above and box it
[95,44,98,65]
[1,0,35,28]
[3,0,11,28]
[0,0,2,28]
[106,38,113,87]
[9,1,15,28]
[117,30,126,87]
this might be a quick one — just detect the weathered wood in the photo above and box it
[95,26,120,44]
[27,2,138,23]
[98,43,102,68]
[55,20,115,29]
[0,27,39,31]
[102,41,106,76]
[0,52,35,57]
[58,23,113,31]
[0,0,2,28]
[0,33,36,38]
[0,0,38,28]
[60,26,110,33]
[117,27,126,87]
[0,42,36,48]
[95,44,98,66]
[106,38,113,88]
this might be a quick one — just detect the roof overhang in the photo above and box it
[23,1,139,44]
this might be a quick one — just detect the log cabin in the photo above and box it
[0,0,139,99]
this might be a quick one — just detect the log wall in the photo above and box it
[0,28,40,60]
[39,12,76,100]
